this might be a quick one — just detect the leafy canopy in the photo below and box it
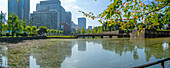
[79,0,170,31]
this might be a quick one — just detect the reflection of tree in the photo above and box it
[101,38,170,62]
[32,40,74,68]
[102,39,136,56]
[144,39,170,61]
[133,49,139,60]
[7,39,75,68]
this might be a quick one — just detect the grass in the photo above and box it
[47,36,77,38]
[1,36,36,38]
[156,29,170,31]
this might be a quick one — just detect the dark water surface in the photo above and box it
[0,38,170,68]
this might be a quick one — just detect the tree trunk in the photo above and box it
[12,23,14,37]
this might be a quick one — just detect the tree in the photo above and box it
[92,28,96,34]
[81,27,86,34]
[7,13,20,37]
[2,24,7,34]
[54,30,57,35]
[25,26,32,34]
[97,26,102,33]
[60,31,63,34]
[32,26,37,34]
[15,20,23,34]
[99,26,102,33]
[0,11,4,34]
[50,29,54,35]
[47,29,50,34]
[37,26,47,36]
[29,19,32,26]
[71,31,75,34]
[23,18,26,33]
[87,28,90,34]
[76,27,80,34]
[56,30,59,34]
[80,0,170,32]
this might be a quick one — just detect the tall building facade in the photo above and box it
[31,10,60,29]
[78,17,86,31]
[31,0,72,34]
[8,0,30,23]
[71,21,77,32]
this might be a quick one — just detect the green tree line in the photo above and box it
[73,26,102,34]
[0,13,63,37]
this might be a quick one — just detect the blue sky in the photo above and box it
[0,0,112,28]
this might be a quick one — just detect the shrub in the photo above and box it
[29,33,37,36]
[16,33,19,37]
[6,33,10,37]
[19,33,28,37]
[23,33,28,37]
[0,33,2,37]
[18,33,24,36]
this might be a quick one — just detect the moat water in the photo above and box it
[0,38,170,68]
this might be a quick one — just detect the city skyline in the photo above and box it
[0,0,111,28]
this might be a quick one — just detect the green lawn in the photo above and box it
[156,29,170,31]
[1,36,35,38]
[47,36,77,38]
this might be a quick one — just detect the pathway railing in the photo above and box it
[133,58,170,68]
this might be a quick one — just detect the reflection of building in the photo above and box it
[88,26,92,31]
[78,17,86,31]
[0,46,8,67]
[29,56,40,68]
[8,0,30,23]
[78,41,86,51]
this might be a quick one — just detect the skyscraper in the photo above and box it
[78,17,86,31]
[8,0,30,23]
[31,0,72,34]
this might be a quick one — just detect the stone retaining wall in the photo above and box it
[0,36,47,42]
[130,29,170,38]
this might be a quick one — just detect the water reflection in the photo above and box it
[78,40,86,51]
[30,40,74,68]
[0,38,170,68]
[29,55,40,68]
[0,46,8,67]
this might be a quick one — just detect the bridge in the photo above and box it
[75,33,130,38]
[75,30,130,38]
